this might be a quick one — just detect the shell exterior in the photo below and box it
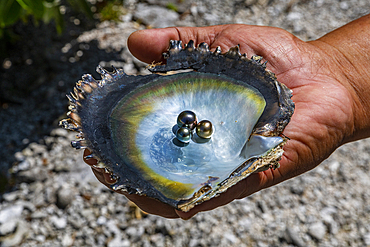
[60,40,294,212]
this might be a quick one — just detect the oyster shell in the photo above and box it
[60,40,294,212]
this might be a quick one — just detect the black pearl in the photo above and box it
[177,110,197,130]
[196,120,213,139]
[176,126,192,143]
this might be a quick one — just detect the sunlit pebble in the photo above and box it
[69,30,77,36]
[61,43,72,53]
[25,59,33,65]
[76,50,83,57]
[22,138,29,145]
[3,59,11,69]
[69,57,76,63]
[73,19,80,25]
[91,6,97,12]
[79,44,89,50]
[59,5,66,15]
[340,2,349,10]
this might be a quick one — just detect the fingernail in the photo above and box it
[175,210,194,220]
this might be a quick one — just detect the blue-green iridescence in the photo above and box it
[177,110,197,130]
[176,126,192,143]
[109,72,267,200]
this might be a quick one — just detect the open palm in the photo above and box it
[86,24,355,219]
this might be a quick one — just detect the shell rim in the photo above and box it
[59,40,295,212]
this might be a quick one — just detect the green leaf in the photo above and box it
[16,0,45,19]
[0,0,22,28]
[43,1,64,34]
[67,0,93,19]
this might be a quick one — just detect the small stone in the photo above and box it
[35,235,46,242]
[22,147,33,157]
[108,237,129,247]
[308,222,326,240]
[68,216,84,229]
[56,186,74,209]
[12,160,30,173]
[29,142,47,154]
[340,2,349,10]
[17,166,48,183]
[126,226,144,240]
[238,218,252,231]
[51,128,68,137]
[53,161,72,172]
[50,216,67,229]
[62,233,74,247]
[0,220,29,247]
[3,192,18,202]
[223,231,238,244]
[287,12,302,21]
[285,226,305,247]
[364,233,370,246]
[257,200,268,213]
[14,152,25,162]
[80,209,95,222]
[97,216,107,225]
[189,239,200,247]
[290,185,304,195]
[45,186,57,204]
[329,161,340,172]
[150,234,165,246]
[0,205,23,224]
[134,4,180,28]
[30,182,46,207]
[31,210,47,219]
[0,220,18,236]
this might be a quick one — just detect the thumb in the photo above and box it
[127,26,233,64]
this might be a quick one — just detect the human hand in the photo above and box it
[86,15,370,219]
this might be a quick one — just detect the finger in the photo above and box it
[83,149,97,166]
[91,166,106,184]
[127,25,234,64]
[127,25,300,75]
[124,193,179,219]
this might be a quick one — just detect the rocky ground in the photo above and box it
[1,0,370,246]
